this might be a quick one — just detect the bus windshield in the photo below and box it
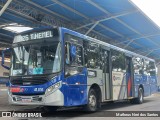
[11,41,61,76]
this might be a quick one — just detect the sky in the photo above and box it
[131,0,160,27]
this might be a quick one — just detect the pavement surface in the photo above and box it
[0,85,160,120]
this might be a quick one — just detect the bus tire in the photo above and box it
[136,87,144,104]
[130,87,144,104]
[85,89,98,112]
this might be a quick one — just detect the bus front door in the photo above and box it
[64,40,86,106]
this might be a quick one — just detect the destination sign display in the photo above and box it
[22,31,53,41]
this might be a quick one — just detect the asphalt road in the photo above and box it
[0,86,160,120]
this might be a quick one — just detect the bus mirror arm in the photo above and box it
[1,49,10,70]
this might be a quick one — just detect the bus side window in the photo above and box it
[143,60,156,83]
[132,57,143,75]
[144,59,150,76]
[148,61,156,76]
[111,50,125,72]
[65,42,83,77]
[84,42,101,69]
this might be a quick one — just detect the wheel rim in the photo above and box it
[89,94,96,107]
[139,89,143,102]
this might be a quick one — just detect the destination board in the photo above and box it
[22,31,53,41]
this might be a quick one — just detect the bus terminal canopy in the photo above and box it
[0,0,160,63]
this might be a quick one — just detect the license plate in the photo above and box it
[22,98,31,102]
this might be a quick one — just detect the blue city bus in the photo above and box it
[1,27,158,112]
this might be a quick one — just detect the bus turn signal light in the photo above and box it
[10,87,21,93]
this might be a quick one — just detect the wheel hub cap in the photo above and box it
[140,91,143,102]
[89,95,96,107]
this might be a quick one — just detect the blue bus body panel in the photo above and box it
[150,76,157,94]
[133,74,157,97]
[64,68,87,106]
[142,75,150,97]
[60,27,89,41]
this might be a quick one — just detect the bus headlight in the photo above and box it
[45,81,62,96]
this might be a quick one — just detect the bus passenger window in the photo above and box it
[143,60,156,77]
[148,61,156,76]
[84,42,101,69]
[111,50,125,72]
[132,57,143,74]
[144,59,149,75]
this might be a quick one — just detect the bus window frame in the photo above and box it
[64,34,85,78]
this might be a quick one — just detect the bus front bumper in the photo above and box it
[8,89,64,106]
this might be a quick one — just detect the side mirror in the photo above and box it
[70,45,76,59]
[1,48,10,70]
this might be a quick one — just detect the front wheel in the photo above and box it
[84,89,98,112]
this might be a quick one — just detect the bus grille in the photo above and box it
[12,95,43,102]
[10,78,48,86]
